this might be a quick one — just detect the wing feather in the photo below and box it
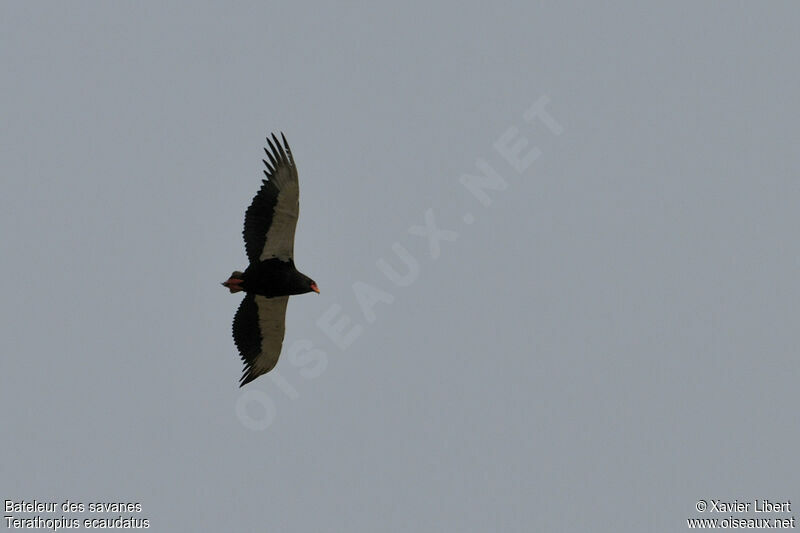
[243,133,299,263]
[233,294,289,386]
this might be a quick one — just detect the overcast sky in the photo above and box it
[2,2,799,531]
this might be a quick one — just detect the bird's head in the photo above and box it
[298,272,320,294]
[294,271,320,295]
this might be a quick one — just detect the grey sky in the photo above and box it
[2,2,799,531]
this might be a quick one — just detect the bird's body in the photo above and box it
[228,259,316,298]
[223,133,318,386]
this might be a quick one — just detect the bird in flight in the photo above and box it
[222,133,319,386]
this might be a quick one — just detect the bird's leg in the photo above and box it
[222,271,245,293]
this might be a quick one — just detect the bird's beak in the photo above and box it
[311,282,320,294]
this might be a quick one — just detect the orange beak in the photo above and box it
[310,282,320,294]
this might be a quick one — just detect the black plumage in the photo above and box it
[223,133,319,386]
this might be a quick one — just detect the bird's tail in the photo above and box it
[222,271,245,293]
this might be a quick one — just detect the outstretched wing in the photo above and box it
[242,133,300,263]
[232,294,289,386]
